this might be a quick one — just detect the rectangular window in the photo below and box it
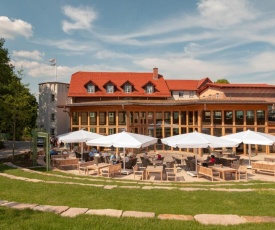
[99,128,106,135]
[81,112,88,125]
[216,93,220,99]
[164,112,171,125]
[236,110,244,125]
[51,113,55,122]
[108,112,116,125]
[146,85,153,94]
[124,85,132,93]
[257,110,265,125]
[50,128,55,136]
[106,85,114,93]
[99,112,106,125]
[148,112,154,125]
[108,128,116,135]
[51,94,55,102]
[140,112,146,124]
[118,111,126,125]
[89,112,97,125]
[181,111,186,125]
[189,91,195,98]
[156,112,162,125]
[202,111,211,125]
[87,85,95,93]
[213,110,222,125]
[188,111,193,125]
[246,110,254,125]
[72,112,79,125]
[90,127,96,133]
[179,91,184,97]
[224,111,233,125]
[173,112,179,124]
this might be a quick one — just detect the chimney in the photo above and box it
[153,67,158,80]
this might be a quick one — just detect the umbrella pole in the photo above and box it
[81,142,83,162]
[248,144,251,166]
[195,148,198,172]
[123,147,126,170]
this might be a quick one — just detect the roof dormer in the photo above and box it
[103,81,117,93]
[84,81,98,93]
[142,81,156,94]
[121,81,134,93]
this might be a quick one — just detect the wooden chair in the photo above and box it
[166,166,178,181]
[132,164,146,180]
[231,163,248,180]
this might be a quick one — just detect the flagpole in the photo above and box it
[55,58,57,82]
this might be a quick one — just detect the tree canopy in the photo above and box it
[0,38,38,140]
[214,78,230,84]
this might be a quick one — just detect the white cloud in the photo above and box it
[197,0,258,28]
[0,16,33,39]
[62,5,97,33]
[95,50,131,59]
[12,50,44,60]
[247,52,275,73]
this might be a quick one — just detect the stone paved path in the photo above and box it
[1,199,275,225]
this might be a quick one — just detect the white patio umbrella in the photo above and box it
[86,131,158,172]
[161,131,239,174]
[57,130,104,161]
[222,129,275,166]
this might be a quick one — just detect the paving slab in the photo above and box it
[33,205,69,214]
[122,211,155,218]
[179,188,208,191]
[119,186,140,189]
[194,214,247,225]
[158,214,194,221]
[0,200,9,205]
[26,179,44,183]
[86,209,123,217]
[103,185,118,189]
[61,207,89,217]
[242,216,275,223]
[210,188,254,192]
[7,203,37,210]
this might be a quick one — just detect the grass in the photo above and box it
[1,164,275,229]
[1,207,275,230]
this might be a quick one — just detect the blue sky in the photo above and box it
[1,0,275,95]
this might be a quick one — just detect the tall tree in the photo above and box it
[215,79,230,84]
[0,38,38,142]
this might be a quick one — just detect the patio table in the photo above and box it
[212,166,238,181]
[145,165,163,181]
[85,163,111,175]
[221,157,238,163]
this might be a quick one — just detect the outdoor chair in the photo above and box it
[132,164,146,180]
[166,165,178,181]
[238,165,248,180]
[141,158,151,167]
[74,152,81,159]
[172,156,182,166]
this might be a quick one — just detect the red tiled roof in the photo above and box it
[207,83,275,88]
[165,78,212,90]
[198,83,275,94]
[68,71,171,97]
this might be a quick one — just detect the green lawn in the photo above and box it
[1,164,275,229]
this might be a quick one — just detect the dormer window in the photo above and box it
[189,91,195,98]
[124,84,132,93]
[87,84,95,93]
[146,85,154,94]
[106,84,114,93]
